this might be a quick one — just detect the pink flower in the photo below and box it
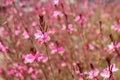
[0,68,3,74]
[28,67,34,74]
[111,24,120,31]
[108,43,115,52]
[15,72,24,80]
[23,30,30,39]
[49,43,65,54]
[53,11,63,18]
[15,30,20,36]
[34,30,42,39]
[57,47,65,55]
[18,65,28,72]
[31,71,39,78]
[88,68,99,79]
[100,64,118,78]
[49,43,57,54]
[35,32,50,43]
[53,0,59,5]
[100,68,110,78]
[32,21,37,26]
[61,24,66,30]
[61,61,67,67]
[67,24,73,34]
[35,52,48,63]
[41,33,51,42]
[0,42,8,52]
[23,54,35,64]
[74,16,80,22]
[7,69,16,75]
[42,57,48,63]
[107,42,120,53]
[110,64,119,72]
[74,15,87,25]
[48,28,56,34]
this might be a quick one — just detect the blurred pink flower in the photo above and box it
[35,52,48,63]
[57,47,65,55]
[107,42,120,53]
[53,11,64,18]
[61,61,67,67]
[88,68,99,79]
[0,42,8,52]
[23,30,30,39]
[31,71,39,78]
[34,30,42,39]
[23,54,35,64]
[28,67,34,74]
[32,21,37,26]
[41,33,51,42]
[74,16,80,22]
[48,28,56,34]
[49,43,57,54]
[67,24,73,34]
[35,32,50,43]
[15,72,24,80]
[49,43,65,54]
[7,69,16,75]
[15,30,20,36]
[112,24,120,31]
[100,64,118,78]
[53,0,59,5]
[0,68,3,74]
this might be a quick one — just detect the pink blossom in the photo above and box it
[23,54,35,64]
[37,33,51,43]
[23,30,30,39]
[15,72,24,80]
[48,28,56,34]
[18,65,28,72]
[34,30,42,39]
[61,61,67,67]
[28,67,34,74]
[100,64,118,78]
[53,11,64,18]
[32,21,37,26]
[31,71,39,78]
[74,16,80,22]
[0,68,3,74]
[47,66,51,71]
[110,64,119,72]
[61,24,66,30]
[107,42,120,53]
[7,69,16,75]
[49,43,57,54]
[41,33,51,42]
[0,42,8,52]
[112,24,120,31]
[67,24,74,34]
[108,42,115,52]
[35,52,48,63]
[53,0,59,5]
[88,68,99,79]
[42,57,48,63]
[57,47,65,55]
[19,12,23,17]
[49,43,65,54]
[100,68,110,78]
[15,30,20,36]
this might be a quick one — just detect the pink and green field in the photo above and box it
[0,0,120,80]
